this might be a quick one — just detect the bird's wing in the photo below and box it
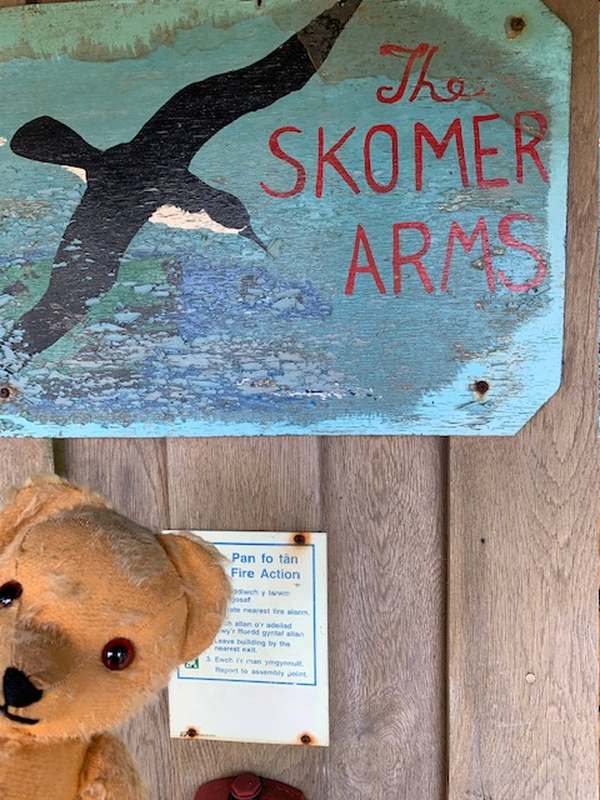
[13,185,151,359]
[10,116,101,169]
[131,0,363,167]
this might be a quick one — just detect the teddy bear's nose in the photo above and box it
[3,667,43,708]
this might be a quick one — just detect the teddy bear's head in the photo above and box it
[0,476,229,740]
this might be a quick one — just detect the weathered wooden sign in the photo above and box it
[0,0,570,436]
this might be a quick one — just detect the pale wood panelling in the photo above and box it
[57,435,447,800]
[57,439,176,799]
[321,437,446,800]
[0,440,53,498]
[165,437,326,800]
[447,1,600,798]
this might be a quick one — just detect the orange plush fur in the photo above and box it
[0,476,230,799]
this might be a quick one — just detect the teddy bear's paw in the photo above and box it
[78,735,148,800]
[78,782,110,800]
[78,775,147,800]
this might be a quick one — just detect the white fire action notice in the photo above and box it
[195,544,317,686]
[168,531,328,746]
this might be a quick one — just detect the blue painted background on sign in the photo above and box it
[0,0,571,436]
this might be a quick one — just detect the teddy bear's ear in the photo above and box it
[0,475,108,549]
[156,533,230,663]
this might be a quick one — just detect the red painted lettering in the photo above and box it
[414,118,469,192]
[377,43,485,104]
[363,124,399,194]
[408,46,439,102]
[316,127,360,197]
[497,213,547,292]
[514,111,549,184]
[473,114,509,189]
[392,222,433,294]
[259,126,306,199]
[441,218,495,293]
[344,224,386,295]
[376,43,430,104]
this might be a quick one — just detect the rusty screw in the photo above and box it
[293,534,306,545]
[473,380,490,397]
[300,734,312,745]
[0,386,12,401]
[507,15,526,36]
[184,727,199,738]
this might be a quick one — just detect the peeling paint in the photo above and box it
[0,0,562,123]
[0,2,220,63]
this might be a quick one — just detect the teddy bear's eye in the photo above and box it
[0,581,22,607]
[101,638,135,671]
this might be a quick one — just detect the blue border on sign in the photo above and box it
[176,542,318,687]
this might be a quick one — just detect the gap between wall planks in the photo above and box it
[447,1,600,799]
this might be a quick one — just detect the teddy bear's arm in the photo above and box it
[76,734,148,800]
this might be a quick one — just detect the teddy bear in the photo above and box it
[0,475,230,800]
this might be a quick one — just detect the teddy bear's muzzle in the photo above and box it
[3,666,43,707]
[0,667,42,724]
[0,619,76,728]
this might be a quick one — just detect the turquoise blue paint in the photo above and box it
[0,0,571,436]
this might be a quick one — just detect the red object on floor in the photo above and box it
[195,772,306,800]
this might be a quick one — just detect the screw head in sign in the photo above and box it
[506,15,526,38]
[469,380,490,401]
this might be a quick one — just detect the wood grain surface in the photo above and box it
[0,439,53,498]
[447,2,599,798]
[57,439,176,798]
[56,433,447,800]
[167,436,446,800]
[320,437,446,800]
[165,437,325,800]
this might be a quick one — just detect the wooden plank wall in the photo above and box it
[0,1,598,799]
[53,436,447,800]
[448,2,599,799]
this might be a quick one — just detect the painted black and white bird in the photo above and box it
[6,0,363,365]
